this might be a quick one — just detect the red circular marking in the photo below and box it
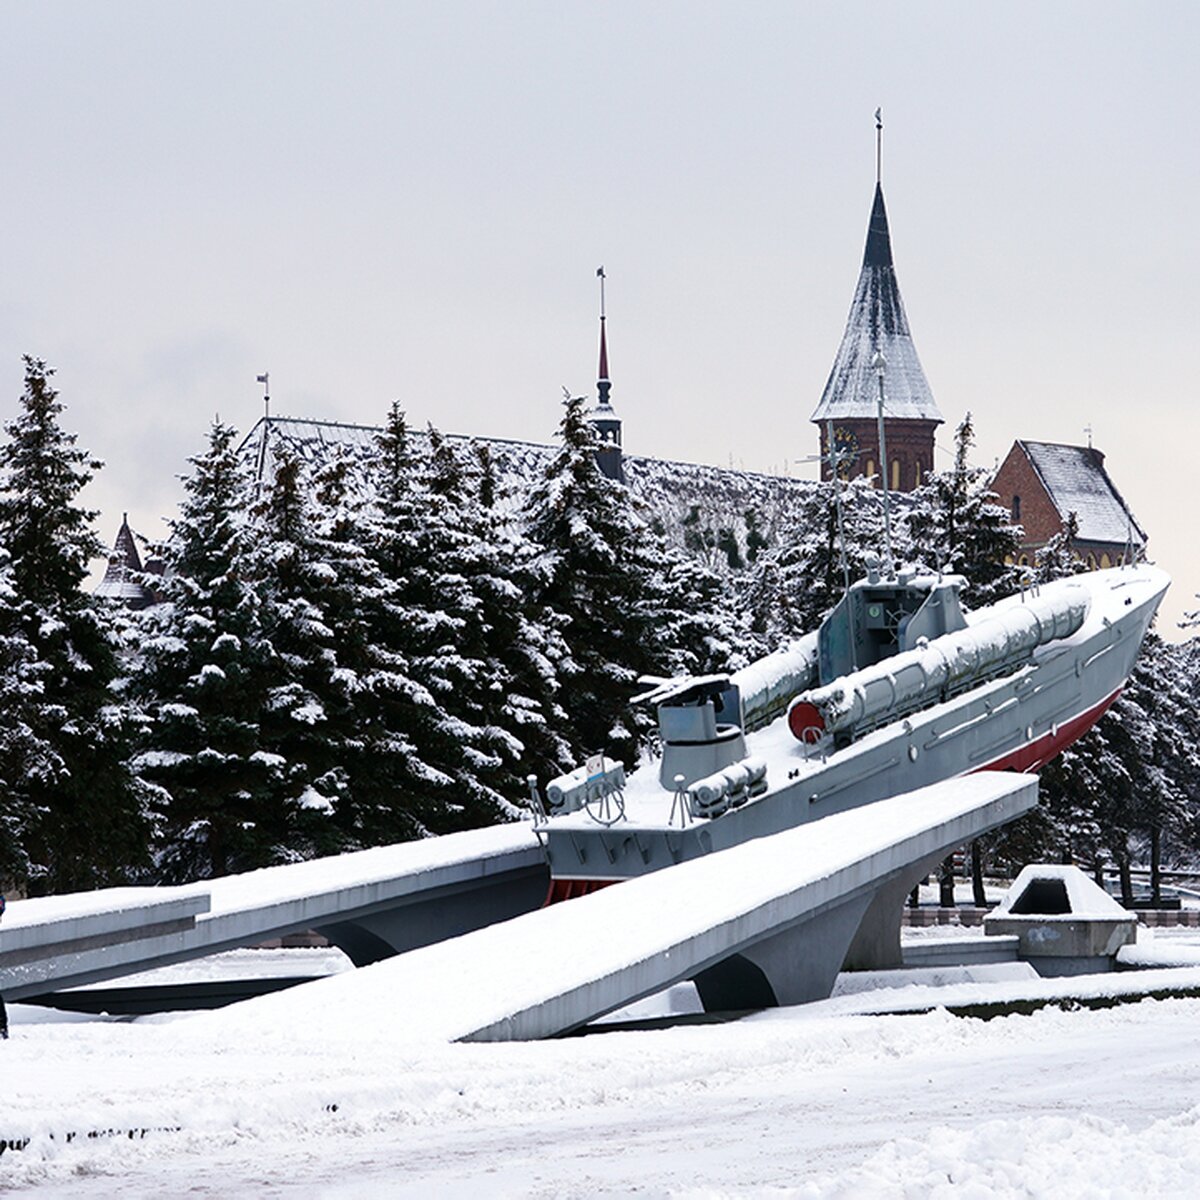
[788,701,825,744]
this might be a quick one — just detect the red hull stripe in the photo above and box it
[548,685,1126,901]
[972,685,1123,775]
[544,877,616,906]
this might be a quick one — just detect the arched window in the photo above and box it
[865,458,876,483]
[1018,554,1030,567]
[1012,495,1021,521]
[1086,553,1096,569]
[891,459,900,490]
[1100,552,1111,568]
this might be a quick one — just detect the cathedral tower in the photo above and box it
[811,117,942,491]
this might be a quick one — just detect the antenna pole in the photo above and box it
[597,265,606,321]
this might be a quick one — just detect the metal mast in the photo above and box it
[873,349,895,576]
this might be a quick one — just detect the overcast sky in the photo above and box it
[1,1,1196,632]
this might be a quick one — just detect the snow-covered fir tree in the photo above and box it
[905,413,1020,608]
[132,421,292,882]
[0,357,149,892]
[1031,511,1086,584]
[447,437,574,788]
[401,424,529,819]
[345,405,519,839]
[1111,636,1200,899]
[241,446,371,859]
[0,543,52,885]
[521,395,670,767]
[653,548,750,677]
[740,476,886,644]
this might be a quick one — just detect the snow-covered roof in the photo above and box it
[1021,441,1145,548]
[237,415,816,565]
[240,416,555,504]
[810,184,943,426]
[94,515,156,607]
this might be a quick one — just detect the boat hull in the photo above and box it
[541,568,1167,884]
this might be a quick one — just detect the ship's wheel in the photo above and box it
[583,786,626,826]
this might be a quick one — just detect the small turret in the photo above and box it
[590,267,624,483]
[94,513,156,609]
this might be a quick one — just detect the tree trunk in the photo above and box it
[1150,825,1162,906]
[908,882,921,909]
[939,853,956,907]
[970,840,987,907]
[1092,856,1106,888]
[1116,847,1133,909]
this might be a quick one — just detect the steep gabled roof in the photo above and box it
[811,184,942,425]
[1020,440,1145,548]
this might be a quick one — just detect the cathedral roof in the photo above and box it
[1019,440,1145,548]
[810,184,943,426]
[237,414,815,564]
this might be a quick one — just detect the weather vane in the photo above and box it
[875,107,883,184]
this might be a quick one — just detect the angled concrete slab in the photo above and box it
[207,772,1037,1043]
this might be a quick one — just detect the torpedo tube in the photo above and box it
[789,586,1089,743]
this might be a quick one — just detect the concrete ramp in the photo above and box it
[209,772,1037,1043]
[1,823,546,1000]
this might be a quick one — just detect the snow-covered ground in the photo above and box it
[6,932,1200,1197]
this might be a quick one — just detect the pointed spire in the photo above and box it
[810,120,941,427]
[589,266,623,481]
[862,184,893,268]
[596,266,612,406]
[94,514,154,608]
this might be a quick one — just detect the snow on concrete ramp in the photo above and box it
[1,822,544,999]
[203,772,1038,1043]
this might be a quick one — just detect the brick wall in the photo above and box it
[819,418,939,493]
[991,442,1062,549]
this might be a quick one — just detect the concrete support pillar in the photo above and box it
[316,864,549,966]
[695,893,873,1009]
[693,848,959,1011]
[842,848,949,971]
